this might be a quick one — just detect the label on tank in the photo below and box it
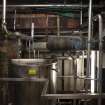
[28,68,37,76]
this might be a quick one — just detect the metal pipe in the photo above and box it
[29,40,31,58]
[18,38,21,58]
[80,0,83,25]
[73,59,77,93]
[91,51,96,93]
[31,22,35,58]
[87,0,92,76]
[0,4,104,9]
[31,22,34,38]
[42,93,105,99]
[50,62,57,94]
[92,14,103,105]
[96,14,103,105]
[86,0,92,92]
[0,77,47,82]
[57,15,60,36]
[13,10,16,31]
[50,62,57,105]
[2,0,8,33]
[57,75,98,80]
[2,0,6,24]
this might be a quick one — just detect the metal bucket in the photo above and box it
[8,59,51,105]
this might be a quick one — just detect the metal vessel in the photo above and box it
[8,59,51,105]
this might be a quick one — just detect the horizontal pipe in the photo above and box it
[0,4,104,9]
[42,93,105,99]
[57,75,98,80]
[0,77,47,82]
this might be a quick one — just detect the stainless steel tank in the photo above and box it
[8,59,51,105]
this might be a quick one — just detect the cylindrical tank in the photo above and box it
[47,36,98,51]
[8,59,51,105]
[47,36,85,51]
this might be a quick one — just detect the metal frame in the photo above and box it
[0,0,105,104]
[41,80,105,99]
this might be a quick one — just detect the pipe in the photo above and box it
[2,0,8,33]
[94,14,103,93]
[87,0,92,76]
[57,15,60,36]
[50,62,57,105]
[91,51,96,93]
[90,14,103,105]
[86,0,92,92]
[94,14,103,105]
[2,0,6,24]
[31,22,36,58]
[80,1,83,25]
[13,10,16,31]
[0,4,104,9]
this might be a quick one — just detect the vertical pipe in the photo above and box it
[96,51,99,92]
[14,10,16,31]
[62,54,64,91]
[57,15,60,36]
[29,40,31,58]
[31,22,35,58]
[87,0,92,77]
[91,51,96,93]
[2,0,8,33]
[86,0,92,91]
[50,62,57,105]
[73,59,77,93]
[80,0,83,25]
[31,22,34,38]
[73,59,77,105]
[2,0,6,25]
[50,62,57,93]
[98,14,103,105]
[98,14,103,93]
[18,38,21,58]
[2,1,8,103]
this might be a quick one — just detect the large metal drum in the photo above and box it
[8,59,51,105]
